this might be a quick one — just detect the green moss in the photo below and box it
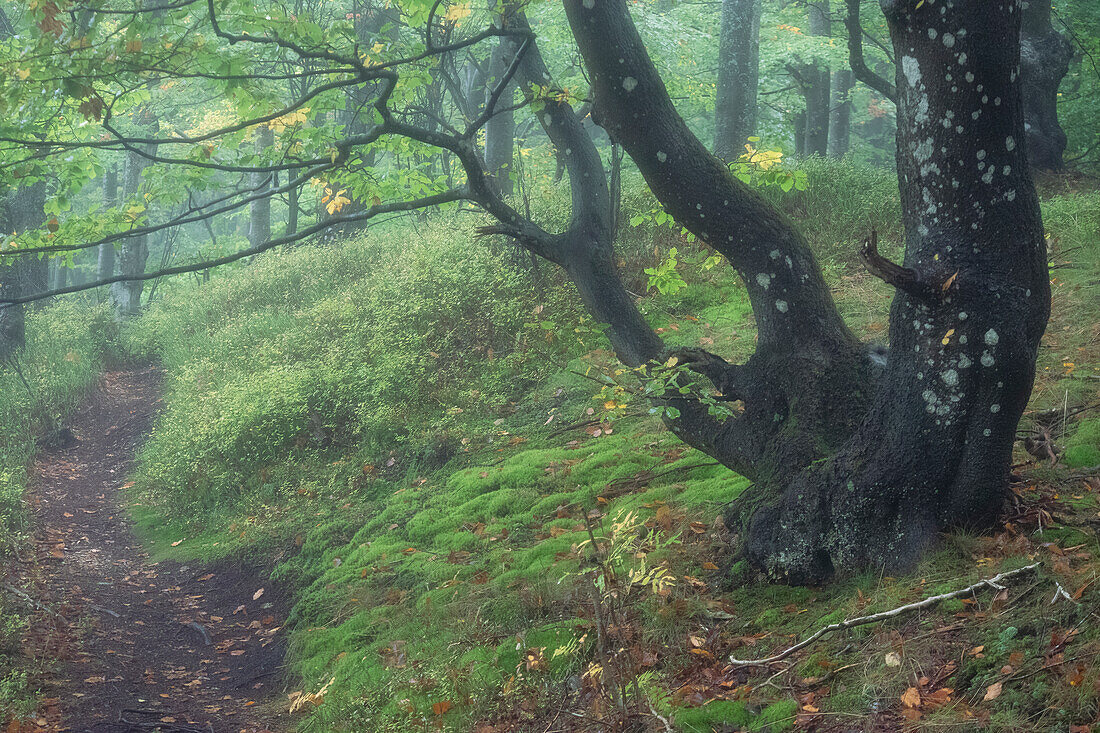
[1064,419,1100,468]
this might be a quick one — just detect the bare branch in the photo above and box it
[0,189,467,307]
[844,0,897,102]
[730,563,1041,667]
[860,229,938,301]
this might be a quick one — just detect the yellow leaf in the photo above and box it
[16,68,30,80]
[444,3,471,21]
[326,190,351,215]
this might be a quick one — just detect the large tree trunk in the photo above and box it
[828,69,854,157]
[802,0,832,156]
[562,0,1048,583]
[1020,0,1073,171]
[713,0,761,161]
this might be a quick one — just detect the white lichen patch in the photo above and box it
[775,300,788,313]
[984,328,999,345]
[756,272,772,289]
[902,56,922,88]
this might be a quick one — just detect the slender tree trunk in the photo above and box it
[828,69,853,157]
[713,0,761,161]
[248,126,274,250]
[97,165,118,286]
[1020,0,1073,170]
[51,261,67,291]
[484,5,519,197]
[0,182,46,357]
[803,0,831,156]
[110,122,156,317]
[794,111,807,156]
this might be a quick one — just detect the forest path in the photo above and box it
[17,366,290,733]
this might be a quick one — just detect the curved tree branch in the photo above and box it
[844,0,897,102]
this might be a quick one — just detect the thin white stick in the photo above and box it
[729,562,1041,667]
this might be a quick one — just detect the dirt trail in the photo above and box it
[17,366,290,733]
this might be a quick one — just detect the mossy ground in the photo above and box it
[38,163,1100,731]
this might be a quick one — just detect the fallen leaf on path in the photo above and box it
[253,588,265,600]
[983,681,1003,701]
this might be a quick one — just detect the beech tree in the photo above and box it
[713,0,761,160]
[0,0,1049,583]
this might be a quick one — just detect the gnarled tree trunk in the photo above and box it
[559,0,1048,583]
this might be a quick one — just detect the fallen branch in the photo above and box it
[2,582,61,617]
[729,562,1041,667]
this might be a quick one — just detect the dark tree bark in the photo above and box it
[828,69,854,156]
[1020,0,1073,171]
[803,0,832,156]
[558,0,1048,583]
[713,0,761,161]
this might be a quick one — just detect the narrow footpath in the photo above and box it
[16,366,290,733]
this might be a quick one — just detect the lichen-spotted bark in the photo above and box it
[740,0,1049,581]
[563,0,1049,583]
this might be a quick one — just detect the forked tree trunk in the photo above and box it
[562,0,1048,583]
[714,0,761,161]
[1020,0,1073,170]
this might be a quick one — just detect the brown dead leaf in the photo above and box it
[253,587,265,601]
[901,687,921,708]
[983,681,1003,701]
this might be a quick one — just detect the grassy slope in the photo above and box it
[0,302,112,717]
[119,162,1099,732]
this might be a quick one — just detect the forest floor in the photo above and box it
[5,365,290,733]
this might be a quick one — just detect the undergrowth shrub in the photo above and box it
[124,219,586,519]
